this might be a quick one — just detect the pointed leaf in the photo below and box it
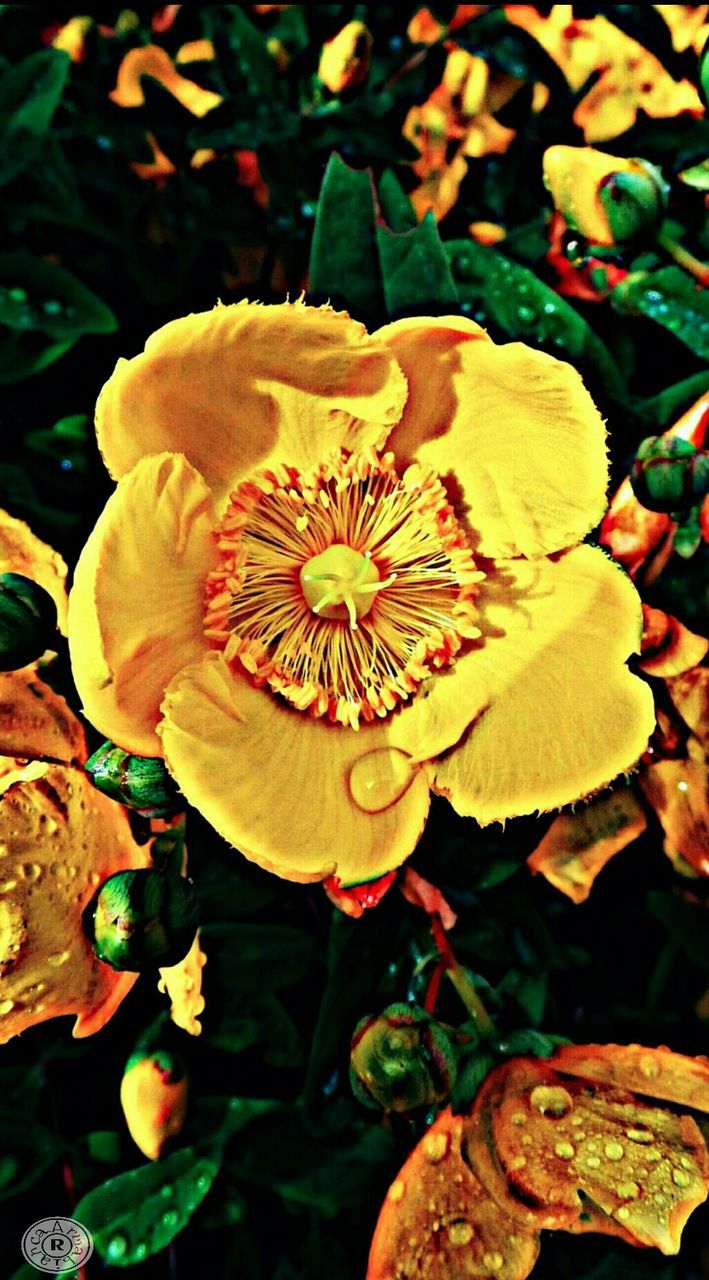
[310,153,384,317]
[378,212,459,317]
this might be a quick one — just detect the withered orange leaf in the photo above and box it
[527,789,647,904]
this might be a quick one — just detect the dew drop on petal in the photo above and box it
[348,749,419,814]
[555,1142,575,1160]
[388,1179,405,1203]
[448,1221,474,1247]
[46,950,70,968]
[529,1085,573,1118]
[604,1141,624,1161]
[422,1131,449,1163]
[626,1128,653,1144]
[672,1168,691,1188]
[0,999,14,1015]
[639,1054,659,1080]
[482,1251,504,1273]
[617,1181,640,1199]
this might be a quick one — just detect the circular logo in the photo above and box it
[21,1218,94,1273]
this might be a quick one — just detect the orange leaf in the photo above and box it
[367,1108,540,1280]
[639,605,708,678]
[527,789,647,903]
[640,748,709,877]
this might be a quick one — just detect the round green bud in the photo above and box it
[85,741,181,818]
[349,1002,457,1114]
[0,573,58,670]
[598,160,668,244]
[87,869,198,971]
[630,435,709,514]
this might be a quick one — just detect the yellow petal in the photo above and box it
[157,930,206,1036]
[0,668,86,763]
[433,546,655,823]
[159,653,432,885]
[96,300,408,501]
[0,763,150,1044]
[120,1054,188,1160]
[527,788,647,903]
[472,1054,709,1254]
[109,44,222,117]
[639,605,709,678]
[367,1108,540,1280]
[640,750,709,877]
[68,453,217,757]
[377,320,607,557]
[549,1043,709,1113]
[0,507,68,633]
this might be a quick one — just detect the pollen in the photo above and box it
[203,449,483,728]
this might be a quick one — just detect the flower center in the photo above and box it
[300,544,396,628]
[204,449,483,729]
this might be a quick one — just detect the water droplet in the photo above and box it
[0,880,17,894]
[42,299,62,315]
[617,1206,631,1221]
[160,1184,174,1198]
[106,1235,127,1261]
[133,1243,147,1261]
[626,1127,653,1144]
[510,1111,527,1126]
[604,1141,624,1161]
[646,1148,662,1163]
[47,950,70,968]
[640,1054,659,1079]
[543,301,557,315]
[617,1181,639,1199]
[517,305,535,325]
[8,287,26,303]
[644,289,663,305]
[448,1220,474,1246]
[161,1210,179,1228]
[555,1141,575,1160]
[18,862,42,882]
[482,1251,504,1272]
[196,1173,210,1192]
[388,1179,405,1203]
[529,1085,573,1118]
[422,1131,448,1163]
[672,1167,691,1188]
[0,999,14,1015]
[348,749,419,814]
[510,1155,527,1170]
[586,1155,601,1169]
[680,1155,693,1170]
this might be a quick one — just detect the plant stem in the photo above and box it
[657,230,709,287]
[430,914,496,1040]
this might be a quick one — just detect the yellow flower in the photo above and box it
[543,145,667,246]
[317,20,373,94]
[506,6,703,142]
[109,44,223,117]
[404,49,517,220]
[68,301,654,886]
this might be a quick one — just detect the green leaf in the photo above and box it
[446,239,630,403]
[310,153,384,316]
[0,252,116,339]
[647,892,709,972]
[277,1128,396,1217]
[378,168,417,233]
[227,7,280,96]
[191,1096,280,1146]
[378,212,459,316]
[637,370,709,428]
[0,336,74,385]
[451,1050,496,1111]
[205,992,304,1066]
[201,923,321,992]
[0,49,70,186]
[0,1114,63,1201]
[74,1146,220,1267]
[611,266,709,359]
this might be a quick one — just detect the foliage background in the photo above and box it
[0,4,707,1278]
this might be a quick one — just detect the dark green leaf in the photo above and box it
[611,266,709,359]
[201,923,321,991]
[637,370,709,428]
[0,253,116,339]
[74,1146,220,1267]
[647,892,709,972]
[206,992,304,1066]
[447,238,629,402]
[310,153,384,316]
[0,50,70,186]
[378,211,459,316]
[277,1127,396,1217]
[378,168,417,233]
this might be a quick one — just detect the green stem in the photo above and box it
[657,229,709,287]
[430,913,496,1040]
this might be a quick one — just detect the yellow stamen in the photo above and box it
[204,450,483,728]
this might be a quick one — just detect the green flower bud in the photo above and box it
[85,741,181,818]
[598,161,668,244]
[0,573,58,670]
[630,435,709,514]
[699,34,709,111]
[87,869,198,971]
[349,1002,457,1113]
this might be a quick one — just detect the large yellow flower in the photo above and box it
[68,301,654,885]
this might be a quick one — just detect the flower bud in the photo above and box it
[85,741,181,817]
[630,435,709,514]
[318,21,373,94]
[120,1047,187,1160]
[350,1002,457,1113]
[0,573,58,670]
[87,868,198,971]
[543,145,667,247]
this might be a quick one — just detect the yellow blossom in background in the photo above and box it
[318,20,373,94]
[109,44,223,117]
[0,508,69,634]
[655,4,709,54]
[68,301,653,886]
[404,49,518,219]
[506,5,704,141]
[368,1043,709,1278]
